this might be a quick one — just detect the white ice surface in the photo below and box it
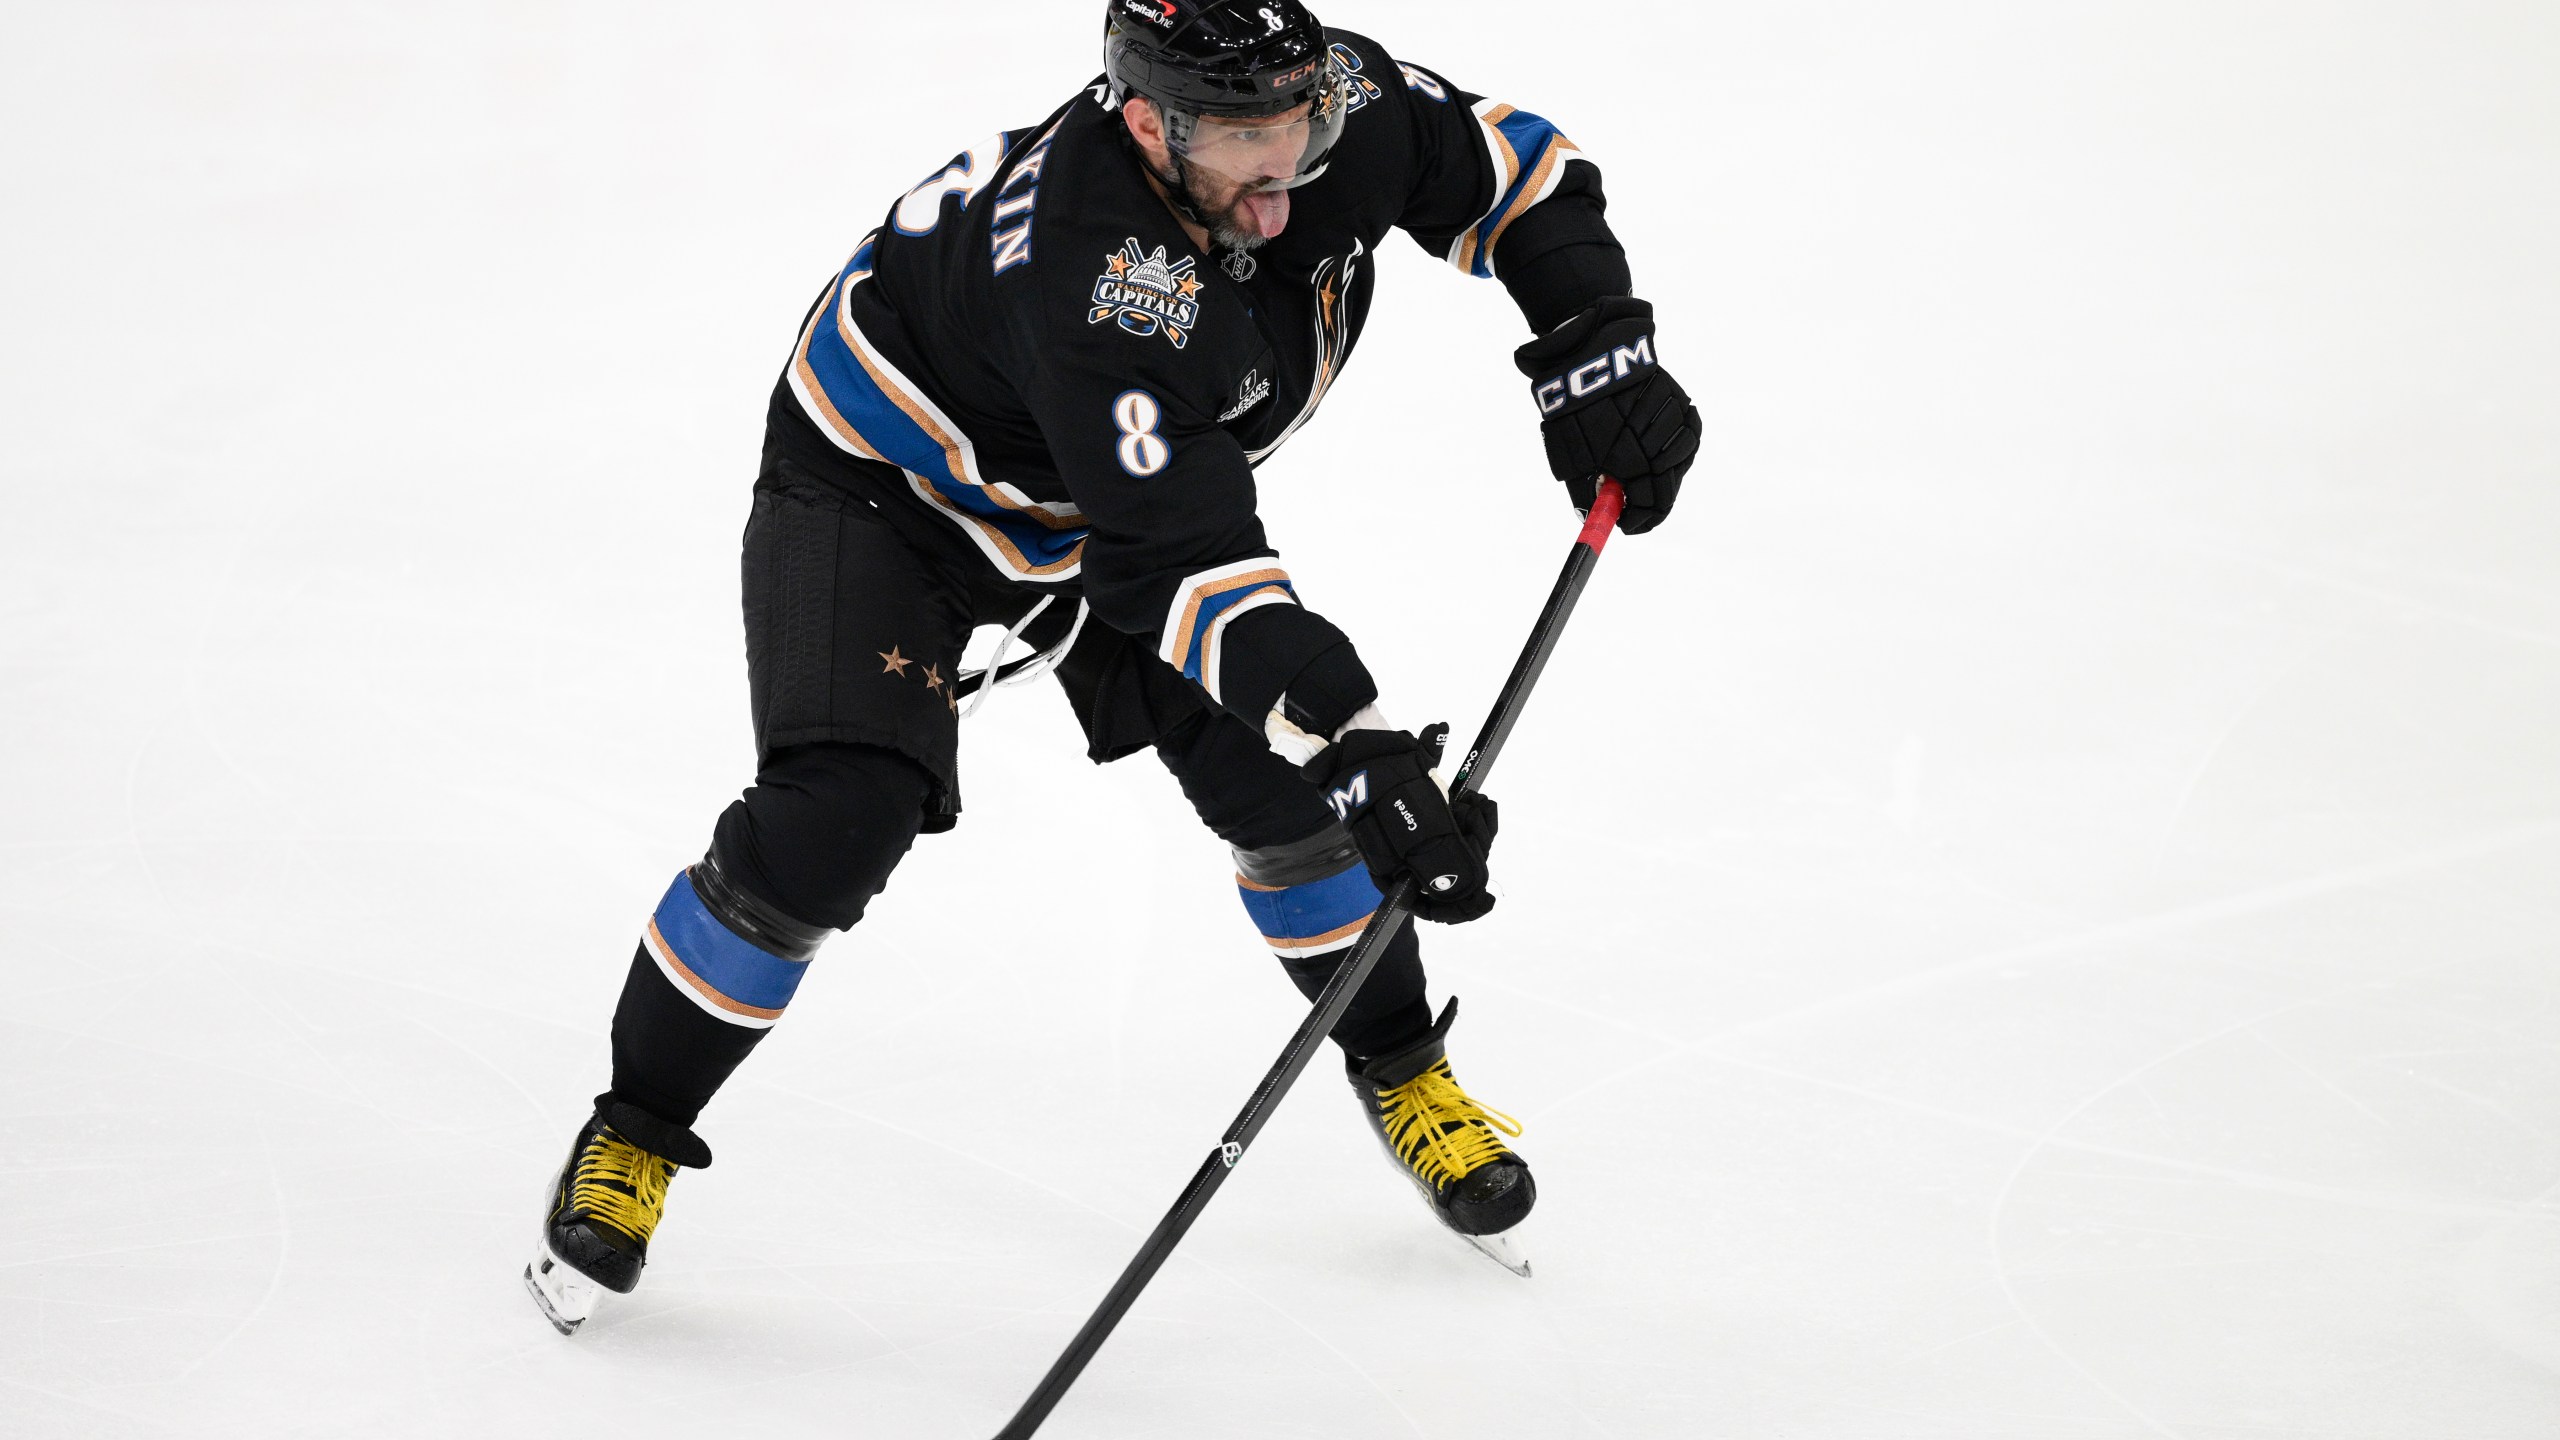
[5,3,2559,1437]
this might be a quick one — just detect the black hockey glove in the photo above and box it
[1513,295,1700,535]
[1302,724,1500,924]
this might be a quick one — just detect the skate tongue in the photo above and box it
[1355,997,1459,1088]
[599,1100,713,1169]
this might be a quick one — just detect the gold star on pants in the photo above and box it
[879,646,913,675]
[922,664,944,692]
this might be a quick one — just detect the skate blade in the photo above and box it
[524,1243,603,1335]
[1458,1226,1532,1277]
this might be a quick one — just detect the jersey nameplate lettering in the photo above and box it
[1090,239,1204,349]
[989,118,1066,276]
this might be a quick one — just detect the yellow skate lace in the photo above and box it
[567,1130,675,1243]
[1374,1060,1523,1190]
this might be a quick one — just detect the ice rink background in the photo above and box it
[6,2,2559,1436]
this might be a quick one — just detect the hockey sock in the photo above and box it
[607,743,931,1127]
[607,860,825,1126]
[1234,851,1432,1062]
[1278,923,1432,1062]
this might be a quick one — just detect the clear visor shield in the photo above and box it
[1168,71,1354,191]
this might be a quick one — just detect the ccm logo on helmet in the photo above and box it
[1535,337,1657,415]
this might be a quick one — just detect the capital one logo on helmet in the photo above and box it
[1122,0,1177,26]
[1090,239,1204,348]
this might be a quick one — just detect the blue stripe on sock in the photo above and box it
[1237,865,1381,945]
[651,872,812,1014]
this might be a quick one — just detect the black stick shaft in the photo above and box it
[990,483,1627,1440]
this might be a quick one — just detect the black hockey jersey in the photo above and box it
[765,28,1627,735]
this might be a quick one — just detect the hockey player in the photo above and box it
[527,0,1698,1331]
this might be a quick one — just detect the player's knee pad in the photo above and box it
[709,741,932,933]
[623,742,927,1042]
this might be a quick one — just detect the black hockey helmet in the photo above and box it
[1104,0,1352,189]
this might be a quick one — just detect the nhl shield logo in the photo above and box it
[1090,239,1203,348]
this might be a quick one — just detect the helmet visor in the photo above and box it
[1168,70,1354,192]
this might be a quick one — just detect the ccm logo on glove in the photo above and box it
[1325,771,1370,821]
[1511,294,1701,536]
[1532,336,1656,415]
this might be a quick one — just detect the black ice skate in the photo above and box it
[1349,999,1536,1276]
[523,1102,711,1334]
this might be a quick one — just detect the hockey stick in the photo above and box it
[990,477,1630,1440]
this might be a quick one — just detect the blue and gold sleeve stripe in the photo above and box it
[640,871,815,1029]
[1158,558,1300,704]
[1449,101,1583,280]
[788,232,1089,580]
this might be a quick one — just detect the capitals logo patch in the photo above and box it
[1091,239,1203,349]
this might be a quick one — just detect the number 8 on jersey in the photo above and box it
[1112,389,1169,476]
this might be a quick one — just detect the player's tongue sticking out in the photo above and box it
[1239,187,1290,239]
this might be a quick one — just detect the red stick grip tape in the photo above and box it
[1578,477,1627,552]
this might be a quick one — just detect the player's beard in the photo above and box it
[1171,163,1290,252]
